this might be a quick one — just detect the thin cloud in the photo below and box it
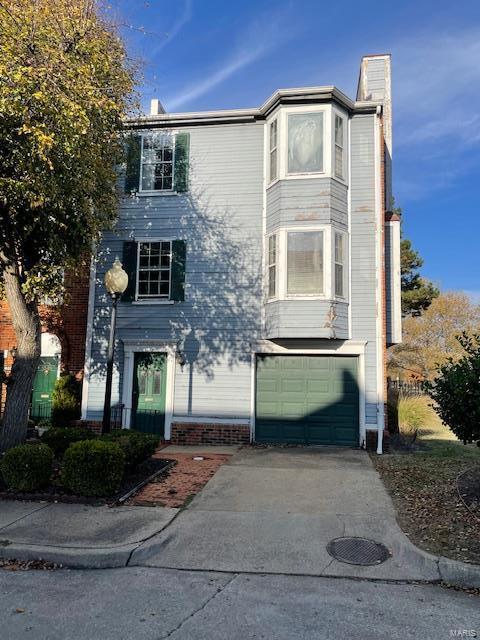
[165,9,297,111]
[151,0,193,55]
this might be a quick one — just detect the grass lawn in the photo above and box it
[372,416,480,565]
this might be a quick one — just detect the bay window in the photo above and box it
[287,112,324,174]
[334,232,345,298]
[334,115,344,179]
[287,231,324,295]
[267,234,277,298]
[269,119,278,183]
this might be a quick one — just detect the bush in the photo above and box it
[62,440,125,497]
[1,444,53,492]
[425,333,480,444]
[41,426,95,458]
[101,430,159,469]
[397,395,434,438]
[51,373,81,428]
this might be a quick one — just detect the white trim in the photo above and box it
[81,256,97,420]
[386,220,402,344]
[250,351,256,442]
[172,416,250,425]
[121,339,176,439]
[252,340,367,447]
[374,110,385,454]
[347,117,352,339]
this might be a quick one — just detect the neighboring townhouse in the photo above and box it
[81,54,401,453]
[0,267,90,420]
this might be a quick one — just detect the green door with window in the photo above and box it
[132,353,167,435]
[255,355,359,446]
[31,356,59,421]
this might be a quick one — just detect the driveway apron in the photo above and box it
[131,447,439,580]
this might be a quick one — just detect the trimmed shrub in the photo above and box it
[425,333,480,444]
[41,426,95,458]
[51,373,81,428]
[101,430,159,470]
[62,440,125,497]
[1,444,53,492]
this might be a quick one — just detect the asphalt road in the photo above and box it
[1,567,478,640]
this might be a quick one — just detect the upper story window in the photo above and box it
[287,112,324,174]
[137,241,172,298]
[334,232,345,298]
[334,115,344,179]
[124,132,190,195]
[267,234,277,298]
[140,134,174,192]
[287,230,324,295]
[269,119,278,183]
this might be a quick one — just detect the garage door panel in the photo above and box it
[256,355,359,446]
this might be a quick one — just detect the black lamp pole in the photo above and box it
[102,292,120,434]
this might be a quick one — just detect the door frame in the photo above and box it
[121,339,176,439]
[251,340,367,447]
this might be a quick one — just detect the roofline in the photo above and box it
[125,86,381,129]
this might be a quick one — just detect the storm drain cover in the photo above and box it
[326,537,390,566]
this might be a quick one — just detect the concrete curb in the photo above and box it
[0,541,138,569]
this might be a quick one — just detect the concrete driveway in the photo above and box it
[131,447,439,580]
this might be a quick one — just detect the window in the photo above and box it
[140,134,174,192]
[287,231,324,295]
[267,234,277,298]
[269,119,278,182]
[288,112,324,174]
[137,241,171,299]
[334,115,344,179]
[334,232,345,297]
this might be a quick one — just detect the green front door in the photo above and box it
[255,355,359,446]
[31,356,59,421]
[132,353,167,435]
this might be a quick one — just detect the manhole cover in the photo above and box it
[326,537,390,566]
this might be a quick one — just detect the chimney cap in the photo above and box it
[150,99,166,116]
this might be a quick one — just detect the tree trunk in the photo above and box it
[0,263,41,452]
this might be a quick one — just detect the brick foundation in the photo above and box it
[170,422,250,446]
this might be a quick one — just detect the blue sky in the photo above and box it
[111,0,480,298]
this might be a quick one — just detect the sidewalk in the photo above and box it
[0,500,178,568]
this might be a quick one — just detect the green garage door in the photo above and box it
[255,355,359,446]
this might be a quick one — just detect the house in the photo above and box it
[81,54,401,453]
[0,267,90,420]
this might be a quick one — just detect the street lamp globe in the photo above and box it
[104,257,128,296]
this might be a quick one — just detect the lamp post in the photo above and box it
[102,258,128,433]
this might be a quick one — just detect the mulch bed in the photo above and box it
[0,458,171,506]
[0,558,61,572]
[372,454,480,564]
[129,451,231,508]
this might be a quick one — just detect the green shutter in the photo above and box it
[171,240,187,301]
[122,241,138,301]
[174,133,190,193]
[124,135,141,193]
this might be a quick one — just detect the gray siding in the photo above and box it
[349,114,379,425]
[86,122,264,421]
[266,178,348,233]
[265,300,348,340]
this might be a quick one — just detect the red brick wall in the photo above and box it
[0,264,90,380]
[171,422,250,446]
